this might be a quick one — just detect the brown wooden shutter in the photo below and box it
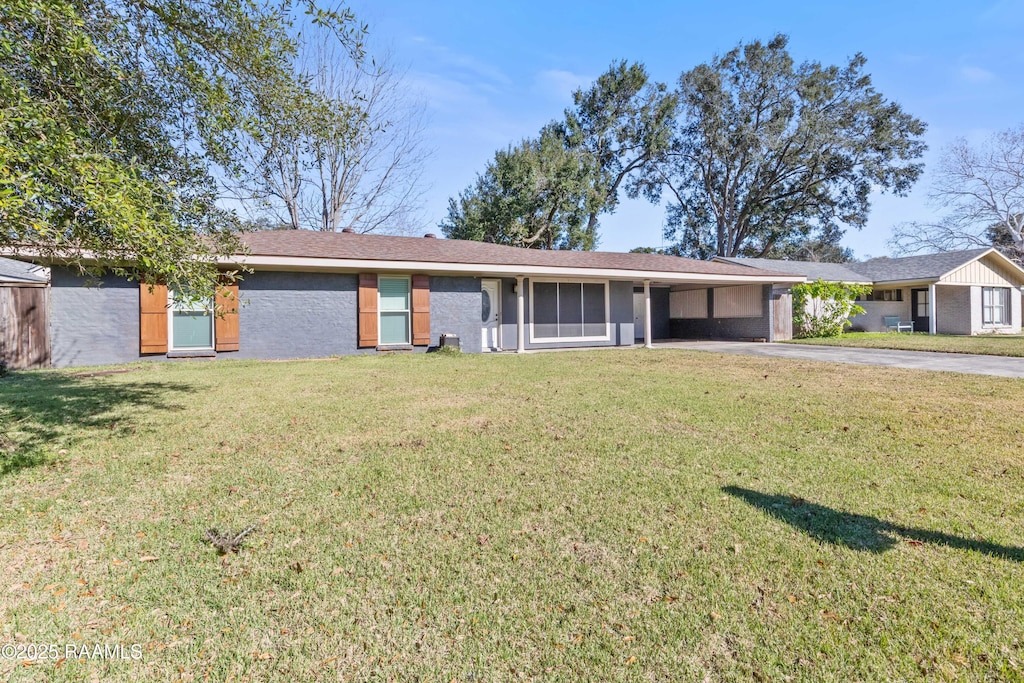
[215,282,240,351]
[411,274,430,346]
[139,283,168,354]
[358,273,378,347]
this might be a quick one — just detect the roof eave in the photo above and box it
[221,254,807,284]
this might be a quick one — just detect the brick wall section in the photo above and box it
[670,284,772,340]
[850,300,910,332]
[234,271,360,360]
[50,269,484,367]
[428,276,482,353]
[50,268,140,367]
[1012,287,1023,334]
[935,285,972,335]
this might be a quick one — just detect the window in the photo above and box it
[530,281,608,341]
[169,291,214,350]
[983,287,1010,326]
[379,276,411,344]
[915,289,929,318]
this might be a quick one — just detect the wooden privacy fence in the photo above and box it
[0,285,50,369]
[772,289,793,341]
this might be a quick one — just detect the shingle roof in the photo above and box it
[843,248,992,282]
[716,257,871,283]
[239,231,795,278]
[0,257,48,283]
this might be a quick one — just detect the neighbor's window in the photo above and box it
[983,287,1009,326]
[379,276,411,344]
[531,281,608,341]
[865,289,903,302]
[169,291,214,350]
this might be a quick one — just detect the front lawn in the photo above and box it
[1,351,1022,681]
[785,331,1024,357]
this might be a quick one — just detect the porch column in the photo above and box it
[516,276,525,353]
[643,279,653,348]
[928,283,937,335]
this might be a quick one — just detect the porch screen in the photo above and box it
[532,281,607,340]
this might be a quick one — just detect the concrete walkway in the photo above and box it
[655,341,1024,379]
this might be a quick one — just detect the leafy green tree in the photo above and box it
[441,61,675,250]
[563,61,677,241]
[650,34,926,259]
[1,0,363,291]
[791,279,870,338]
[441,126,600,249]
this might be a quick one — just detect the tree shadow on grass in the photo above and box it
[723,485,1024,563]
[0,369,191,477]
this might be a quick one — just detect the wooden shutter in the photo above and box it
[358,273,378,347]
[215,281,240,351]
[411,274,430,346]
[139,283,168,354]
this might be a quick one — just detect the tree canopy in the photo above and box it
[1,0,364,291]
[649,35,926,259]
[441,61,675,250]
[443,39,925,258]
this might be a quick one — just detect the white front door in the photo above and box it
[481,279,501,351]
[633,291,645,341]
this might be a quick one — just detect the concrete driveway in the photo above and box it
[656,341,1024,379]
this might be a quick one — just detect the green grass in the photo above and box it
[1,351,1023,681]
[785,331,1024,357]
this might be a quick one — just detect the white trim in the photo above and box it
[216,255,806,284]
[377,275,412,346]
[928,283,936,335]
[167,289,215,351]
[643,280,652,348]
[528,278,611,344]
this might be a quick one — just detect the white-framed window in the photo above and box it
[982,287,1010,326]
[529,279,609,342]
[168,290,215,350]
[379,276,411,345]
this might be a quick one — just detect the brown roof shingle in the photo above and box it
[239,231,793,278]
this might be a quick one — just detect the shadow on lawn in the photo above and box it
[723,485,1024,563]
[0,369,190,477]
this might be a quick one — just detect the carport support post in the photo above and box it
[928,283,936,335]
[643,279,653,348]
[516,276,525,353]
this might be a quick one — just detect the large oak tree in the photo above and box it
[648,34,926,259]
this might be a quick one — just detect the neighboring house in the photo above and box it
[0,257,50,369]
[716,248,1024,335]
[13,231,804,368]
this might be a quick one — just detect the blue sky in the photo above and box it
[348,0,1024,259]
